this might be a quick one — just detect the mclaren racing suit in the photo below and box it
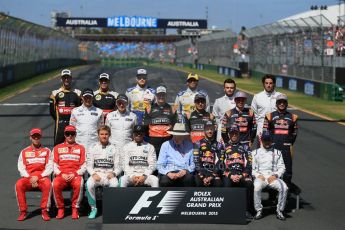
[252,147,288,213]
[69,105,103,151]
[49,87,81,145]
[221,107,257,146]
[16,145,53,212]
[193,138,222,187]
[120,141,158,187]
[174,88,210,120]
[52,142,86,209]
[93,89,118,118]
[264,110,298,186]
[105,110,137,151]
[86,142,122,208]
[143,102,177,156]
[126,84,155,124]
[251,90,281,137]
[186,110,215,143]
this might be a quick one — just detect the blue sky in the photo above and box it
[0,0,338,32]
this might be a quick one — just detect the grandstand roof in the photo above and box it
[279,3,345,25]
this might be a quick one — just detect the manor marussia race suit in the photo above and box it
[49,87,81,145]
[16,145,53,212]
[69,105,103,151]
[52,142,86,209]
[174,88,210,121]
[126,84,155,124]
[252,147,288,213]
[86,142,122,207]
[93,89,119,118]
[120,141,158,187]
[251,90,281,137]
[105,110,137,151]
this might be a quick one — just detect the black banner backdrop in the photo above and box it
[103,187,246,224]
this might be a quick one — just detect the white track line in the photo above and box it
[0,103,49,106]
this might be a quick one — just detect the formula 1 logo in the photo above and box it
[129,191,187,215]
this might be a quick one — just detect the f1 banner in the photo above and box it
[103,187,246,224]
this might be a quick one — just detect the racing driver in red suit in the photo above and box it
[52,125,86,219]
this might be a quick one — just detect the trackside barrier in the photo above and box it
[251,70,343,102]
[176,62,241,78]
[103,187,246,224]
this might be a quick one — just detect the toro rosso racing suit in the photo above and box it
[93,89,118,118]
[49,87,81,145]
[221,107,257,146]
[126,84,155,124]
[252,147,288,213]
[105,110,137,151]
[69,105,103,151]
[264,110,298,186]
[186,110,215,143]
[86,142,122,208]
[174,88,210,120]
[52,142,86,209]
[143,102,177,156]
[193,138,222,187]
[120,141,158,187]
[16,145,53,212]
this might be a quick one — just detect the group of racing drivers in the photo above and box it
[15,68,298,222]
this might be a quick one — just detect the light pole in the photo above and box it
[310,5,328,82]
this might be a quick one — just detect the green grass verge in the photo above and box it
[153,63,345,121]
[0,66,86,102]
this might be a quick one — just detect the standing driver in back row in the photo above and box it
[126,68,155,124]
[174,73,210,122]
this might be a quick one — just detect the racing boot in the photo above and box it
[254,210,263,220]
[41,209,50,221]
[276,210,286,221]
[56,208,64,219]
[72,208,79,219]
[17,211,27,221]
[88,207,98,219]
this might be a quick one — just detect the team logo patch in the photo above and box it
[25,152,35,157]
[58,147,69,153]
[58,92,64,98]
[95,95,102,101]
[39,151,47,157]
[73,148,81,154]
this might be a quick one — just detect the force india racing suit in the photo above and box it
[252,147,288,213]
[52,142,86,209]
[105,110,137,151]
[16,145,53,212]
[120,141,158,187]
[251,90,281,137]
[186,110,215,143]
[86,142,122,208]
[264,110,298,187]
[93,89,119,118]
[174,88,210,121]
[49,87,81,145]
[143,102,177,156]
[69,104,103,151]
[126,84,155,124]
[212,94,236,141]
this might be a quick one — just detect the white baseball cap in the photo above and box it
[137,69,147,75]
[156,86,167,94]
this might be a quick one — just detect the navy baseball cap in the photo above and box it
[116,94,128,103]
[194,93,206,101]
[133,125,145,133]
[82,88,94,97]
[229,124,239,133]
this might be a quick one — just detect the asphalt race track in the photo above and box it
[0,65,345,230]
